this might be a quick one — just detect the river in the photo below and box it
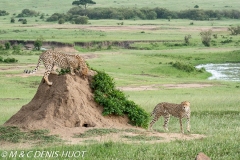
[196,63,240,81]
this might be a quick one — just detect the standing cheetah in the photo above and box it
[149,101,191,133]
[24,50,88,86]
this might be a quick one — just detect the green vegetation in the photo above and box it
[72,0,96,15]
[171,61,205,73]
[121,135,163,141]
[46,7,240,22]
[0,10,9,16]
[91,71,150,128]
[228,25,240,35]
[0,126,61,144]
[0,0,240,159]
[74,128,119,138]
[0,57,18,63]
[200,29,212,47]
[34,37,44,50]
[17,9,39,17]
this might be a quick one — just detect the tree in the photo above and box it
[34,36,44,50]
[72,0,96,15]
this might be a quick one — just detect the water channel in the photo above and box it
[196,63,240,81]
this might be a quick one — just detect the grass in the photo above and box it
[0,126,61,144]
[0,46,240,159]
[73,128,120,138]
[0,1,240,159]
[121,135,163,141]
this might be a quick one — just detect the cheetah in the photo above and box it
[24,50,88,86]
[149,101,191,133]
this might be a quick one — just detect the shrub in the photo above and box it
[0,10,9,16]
[73,16,88,24]
[58,18,65,24]
[47,14,59,21]
[40,14,45,19]
[17,9,38,17]
[4,42,11,50]
[22,19,27,24]
[34,37,44,50]
[3,57,18,63]
[46,13,71,22]
[0,56,3,62]
[172,61,195,72]
[172,61,206,73]
[184,34,192,45]
[91,71,149,128]
[200,30,212,47]
[213,34,218,39]
[228,26,240,35]
[56,68,71,75]
[10,18,15,23]
[194,5,199,8]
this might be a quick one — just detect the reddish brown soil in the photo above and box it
[4,72,131,132]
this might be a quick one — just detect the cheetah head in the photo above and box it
[181,101,190,111]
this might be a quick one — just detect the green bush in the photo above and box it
[172,61,195,72]
[200,30,212,47]
[73,16,88,24]
[22,19,27,24]
[0,10,9,16]
[10,18,15,23]
[228,26,240,35]
[4,42,11,50]
[58,18,65,24]
[56,68,71,75]
[91,71,149,128]
[34,37,44,50]
[17,9,38,17]
[3,57,18,63]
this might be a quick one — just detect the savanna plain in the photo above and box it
[0,0,240,159]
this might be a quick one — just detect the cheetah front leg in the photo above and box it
[179,118,184,134]
[186,116,191,132]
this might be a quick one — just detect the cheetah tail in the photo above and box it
[24,57,42,74]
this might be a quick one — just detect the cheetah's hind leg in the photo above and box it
[163,114,170,132]
[148,114,161,131]
[70,66,76,76]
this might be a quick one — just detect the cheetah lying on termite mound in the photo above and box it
[149,101,191,133]
[24,50,88,85]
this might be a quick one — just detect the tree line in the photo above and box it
[46,7,240,23]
